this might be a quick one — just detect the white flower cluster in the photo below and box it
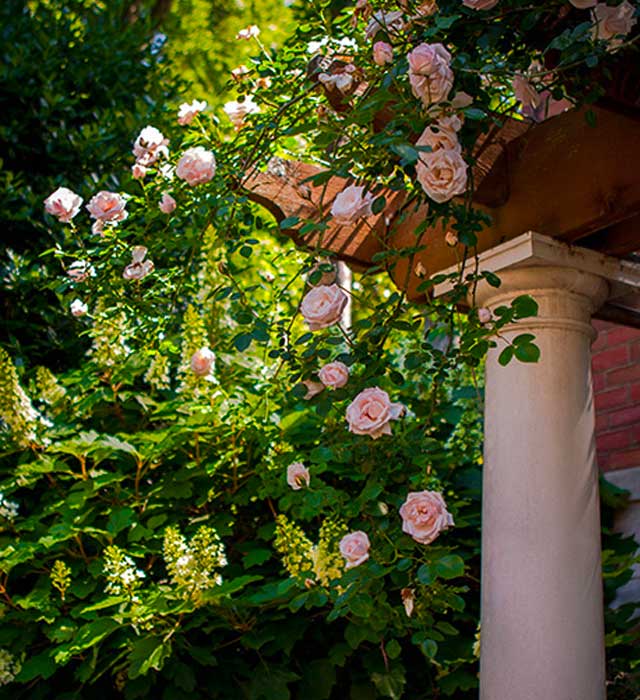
[0,494,18,522]
[103,546,146,596]
[0,649,20,686]
[163,525,227,598]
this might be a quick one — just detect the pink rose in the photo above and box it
[330,185,373,225]
[512,74,541,111]
[522,90,572,122]
[159,193,177,214]
[70,299,88,317]
[67,260,95,282]
[132,125,169,167]
[399,490,454,544]
[478,307,492,324]
[223,97,260,130]
[236,24,260,40]
[287,462,310,490]
[400,0,438,16]
[44,187,83,223]
[339,531,370,568]
[416,121,461,156]
[569,0,596,7]
[373,41,394,66]
[346,387,405,439]
[177,99,207,126]
[416,148,468,203]
[190,347,215,377]
[300,284,348,331]
[123,246,154,281]
[86,191,128,223]
[132,163,148,180]
[302,380,324,399]
[318,361,349,389]
[176,147,217,186]
[592,1,637,46]
[462,0,499,9]
[408,43,454,107]
[365,11,405,39]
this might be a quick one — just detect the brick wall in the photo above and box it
[592,320,640,471]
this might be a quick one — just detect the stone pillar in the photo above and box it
[476,265,609,700]
[431,232,640,700]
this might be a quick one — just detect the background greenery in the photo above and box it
[1,0,639,698]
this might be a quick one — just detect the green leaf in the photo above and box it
[107,507,135,535]
[280,216,300,229]
[127,636,173,678]
[243,549,272,568]
[233,333,253,352]
[371,196,386,215]
[420,639,438,658]
[386,639,402,660]
[514,342,540,363]
[498,346,513,366]
[417,564,435,585]
[299,660,336,700]
[371,668,406,699]
[434,554,465,580]
[511,294,538,319]
[15,652,56,682]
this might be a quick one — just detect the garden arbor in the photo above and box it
[245,104,640,699]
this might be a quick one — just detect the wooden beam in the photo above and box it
[243,106,640,300]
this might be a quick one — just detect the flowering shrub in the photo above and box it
[1,0,639,698]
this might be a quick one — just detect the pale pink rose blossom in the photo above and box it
[401,587,415,617]
[569,0,596,7]
[176,147,217,186]
[159,193,177,214]
[303,380,325,399]
[132,125,169,166]
[399,490,454,544]
[365,11,405,39]
[132,163,148,180]
[300,284,349,331]
[287,462,310,490]
[318,361,350,389]
[478,307,492,324]
[592,1,637,46]
[190,347,215,377]
[91,220,105,236]
[223,96,260,129]
[231,65,250,81]
[177,99,207,126]
[416,148,468,203]
[400,0,438,16]
[445,230,459,246]
[408,43,454,107]
[123,246,154,281]
[373,41,394,65]
[346,387,405,439]
[86,191,128,223]
[512,74,541,110]
[416,121,462,157]
[462,0,499,9]
[522,90,572,122]
[70,299,88,317]
[44,187,83,223]
[236,24,260,40]
[339,531,370,568]
[67,260,95,282]
[317,71,355,95]
[331,185,373,224]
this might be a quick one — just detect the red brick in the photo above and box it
[595,413,609,433]
[603,326,640,348]
[606,362,640,388]
[608,447,640,470]
[596,428,632,451]
[609,404,640,428]
[593,373,606,393]
[592,320,616,334]
[594,386,628,412]
[592,333,609,353]
[592,345,630,374]
[597,451,611,470]
[632,340,640,363]
[631,383,640,403]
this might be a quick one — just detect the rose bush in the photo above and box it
[1,0,639,698]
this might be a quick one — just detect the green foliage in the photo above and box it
[1,0,639,698]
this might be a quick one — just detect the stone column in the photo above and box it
[476,265,609,700]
